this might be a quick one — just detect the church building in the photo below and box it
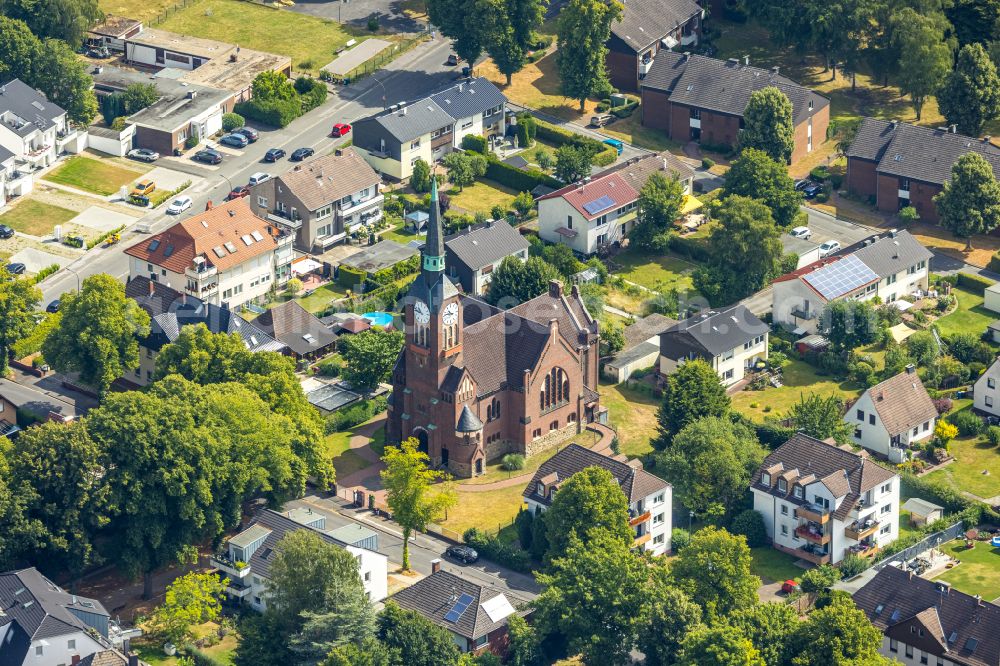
[387,179,603,477]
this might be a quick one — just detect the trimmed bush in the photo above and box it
[987,425,1000,446]
[463,528,532,572]
[485,156,561,191]
[701,157,715,169]
[730,509,768,547]
[515,113,537,148]
[501,453,525,470]
[667,233,711,262]
[316,356,342,377]
[461,134,488,154]
[337,264,368,290]
[222,112,245,132]
[810,166,830,181]
[235,97,301,128]
[956,272,995,295]
[950,409,984,437]
[514,507,533,549]
[671,528,691,552]
[592,146,618,167]
[988,252,1000,274]
[838,553,871,578]
[325,396,388,433]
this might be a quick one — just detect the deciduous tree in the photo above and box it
[728,603,799,666]
[154,325,254,385]
[556,0,622,110]
[488,0,547,85]
[377,602,461,666]
[741,87,795,163]
[823,299,879,350]
[0,267,41,374]
[670,527,760,620]
[148,572,228,647]
[678,625,765,666]
[784,594,889,665]
[442,151,488,191]
[338,328,405,392]
[632,172,685,250]
[411,159,431,193]
[429,0,501,72]
[790,393,853,444]
[553,144,592,183]
[939,44,1000,136]
[122,82,159,113]
[0,439,47,570]
[35,37,98,124]
[639,586,703,666]
[724,148,803,228]
[934,151,1000,248]
[542,466,632,561]
[893,7,954,120]
[0,0,102,45]
[654,359,731,448]
[485,255,561,306]
[0,16,41,84]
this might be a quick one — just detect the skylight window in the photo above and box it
[163,244,174,258]
[224,241,237,253]
[149,239,161,252]
[251,230,264,242]
[213,246,226,258]
[241,234,254,246]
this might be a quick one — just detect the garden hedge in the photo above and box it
[667,233,711,262]
[956,272,995,295]
[461,134,488,154]
[989,252,1000,274]
[337,265,368,291]
[485,156,562,191]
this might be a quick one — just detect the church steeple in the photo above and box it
[423,177,445,274]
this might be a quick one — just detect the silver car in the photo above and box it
[127,148,160,162]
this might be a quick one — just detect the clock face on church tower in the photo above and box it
[442,302,459,325]
[414,300,430,325]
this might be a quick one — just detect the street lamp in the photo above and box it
[64,265,83,292]
[688,510,694,530]
[368,73,388,109]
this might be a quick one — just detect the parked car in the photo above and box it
[789,226,812,240]
[590,114,613,128]
[127,148,160,163]
[445,545,479,564]
[794,179,810,191]
[0,224,13,239]
[264,148,286,162]
[802,182,823,198]
[166,195,193,215]
[819,240,841,257]
[194,149,223,165]
[131,179,156,196]
[235,127,259,143]
[290,147,314,161]
[226,186,251,201]
[6,262,25,275]
[45,299,61,313]
[331,123,352,138]
[248,172,272,187]
[447,53,460,66]
[603,138,624,155]
[219,133,249,148]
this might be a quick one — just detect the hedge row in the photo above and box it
[235,97,301,128]
[989,252,1000,274]
[534,118,618,167]
[370,255,419,286]
[337,264,368,291]
[326,395,389,433]
[667,233,711,262]
[463,527,532,573]
[485,156,562,192]
[956,271,995,295]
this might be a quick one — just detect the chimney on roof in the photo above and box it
[431,558,441,574]
[128,654,140,666]
[985,136,992,144]
[72,657,80,665]
[335,148,343,157]
[905,363,916,374]
[458,83,463,92]
[205,200,213,211]
[772,65,780,75]
[187,90,196,100]
[549,280,563,298]
[683,51,691,61]
[400,106,407,116]
[229,209,236,217]
[148,279,155,296]
[890,228,898,238]
[976,594,984,606]
[890,119,898,128]
[661,157,668,171]
[571,283,580,298]
[744,54,750,65]
[950,124,958,133]
[549,317,559,338]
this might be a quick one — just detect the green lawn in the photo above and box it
[462,428,597,486]
[603,114,682,153]
[898,511,926,539]
[599,381,659,459]
[751,547,803,584]
[934,540,1000,603]
[612,248,696,292]
[324,420,384,480]
[934,286,995,339]
[381,222,424,245]
[732,360,862,423]
[438,484,527,537]
[158,0,364,74]
[44,156,145,196]
[447,179,520,215]
[133,623,238,665]
[0,199,77,236]
[925,435,1000,501]
[272,282,348,314]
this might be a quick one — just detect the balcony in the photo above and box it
[639,59,654,76]
[629,510,651,527]
[845,518,880,541]
[211,553,251,579]
[267,212,302,230]
[795,524,831,545]
[849,541,879,558]
[794,504,830,524]
[186,281,218,298]
[680,32,698,46]
[340,193,384,217]
[185,264,217,279]
[790,307,815,320]
[795,546,831,565]
[634,532,651,547]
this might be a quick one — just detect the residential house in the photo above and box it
[658,304,769,387]
[337,240,418,286]
[751,433,900,565]
[605,0,704,92]
[0,567,115,666]
[353,77,508,180]
[0,145,30,208]
[852,565,1000,666]
[846,118,1000,223]
[0,79,81,172]
[124,198,293,310]
[390,566,531,657]
[772,230,933,334]
[444,220,530,296]
[640,53,830,164]
[523,443,672,555]
[603,312,677,382]
[248,148,383,253]
[0,378,78,424]
[983,282,1000,314]
[973,356,1000,417]
[847,366,938,463]
[537,151,694,255]
[125,276,285,386]
[77,650,137,666]
[212,508,388,611]
[253,301,338,361]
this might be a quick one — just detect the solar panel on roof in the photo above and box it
[582,195,615,216]
[802,255,878,300]
[444,593,475,623]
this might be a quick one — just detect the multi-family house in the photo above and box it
[0,567,122,666]
[212,508,388,611]
[847,367,938,463]
[973,357,1000,417]
[853,566,1000,666]
[605,0,704,92]
[0,145,33,207]
[444,220,530,296]
[772,230,933,334]
[353,77,508,180]
[751,433,900,565]
[390,565,531,657]
[253,301,338,361]
[537,151,694,255]
[523,443,673,555]
[248,148,382,253]
[846,118,1000,223]
[658,304,769,387]
[124,198,293,309]
[640,53,830,163]
[0,79,82,171]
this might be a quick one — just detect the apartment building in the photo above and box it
[846,118,1000,223]
[124,198,293,310]
[847,367,938,463]
[537,151,694,255]
[640,53,830,164]
[352,77,508,180]
[523,443,673,556]
[212,508,388,611]
[658,304,769,387]
[248,148,382,253]
[0,79,82,171]
[751,433,900,565]
[772,230,933,334]
[605,0,703,92]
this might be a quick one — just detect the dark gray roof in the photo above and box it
[523,443,669,506]
[848,230,932,279]
[0,79,66,137]
[390,570,531,641]
[0,145,15,165]
[610,0,703,51]
[844,117,897,162]
[429,77,507,121]
[456,404,484,432]
[659,304,768,358]
[622,312,677,350]
[254,301,338,356]
[642,53,829,125]
[853,566,1000,666]
[340,240,419,274]
[0,568,109,666]
[366,98,453,143]
[445,221,529,271]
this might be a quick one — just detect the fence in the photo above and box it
[339,33,428,84]
[871,520,965,571]
[148,0,197,26]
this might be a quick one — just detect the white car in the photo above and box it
[248,172,272,187]
[127,148,160,162]
[789,226,812,240]
[819,240,841,257]
[166,195,193,215]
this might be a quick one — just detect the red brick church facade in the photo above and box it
[387,180,602,477]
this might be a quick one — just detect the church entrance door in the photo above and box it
[416,429,429,454]
[441,448,449,466]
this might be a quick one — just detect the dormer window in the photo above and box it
[536,482,544,496]
[793,486,803,498]
[761,473,770,487]
[777,478,787,492]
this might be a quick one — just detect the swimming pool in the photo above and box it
[363,311,394,328]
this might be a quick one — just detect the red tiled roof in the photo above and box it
[771,256,842,284]
[536,173,639,220]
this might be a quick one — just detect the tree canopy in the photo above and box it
[338,328,405,392]
[442,151,488,191]
[485,255,561,307]
[670,527,760,620]
[893,7,955,120]
[148,572,227,646]
[784,595,889,665]
[654,358,731,448]
[741,87,795,163]
[542,465,633,561]
[0,267,41,373]
[556,0,621,110]
[632,172,686,250]
[377,602,461,666]
[790,393,853,444]
[677,624,766,666]
[0,0,102,45]
[823,299,879,350]
[934,151,1000,248]
[939,43,1000,135]
[639,587,703,666]
[724,148,803,228]
[554,144,593,183]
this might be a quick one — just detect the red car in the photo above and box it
[331,123,352,138]
[226,186,250,201]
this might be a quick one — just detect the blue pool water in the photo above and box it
[363,311,394,328]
